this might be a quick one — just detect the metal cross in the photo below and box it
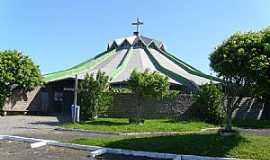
[132,17,144,34]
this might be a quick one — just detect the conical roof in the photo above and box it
[44,34,219,90]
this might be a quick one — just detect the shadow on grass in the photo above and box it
[102,133,248,157]
[233,119,270,129]
[81,120,128,126]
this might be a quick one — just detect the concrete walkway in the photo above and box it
[0,115,111,141]
[0,115,60,135]
[0,140,93,160]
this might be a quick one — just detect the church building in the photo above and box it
[2,18,219,115]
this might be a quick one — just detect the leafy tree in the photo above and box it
[128,69,170,124]
[0,50,43,110]
[210,31,262,131]
[252,28,270,103]
[79,70,112,120]
[194,83,225,124]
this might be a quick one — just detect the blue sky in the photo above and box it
[1,0,270,75]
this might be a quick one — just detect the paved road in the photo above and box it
[0,140,93,160]
[0,115,60,135]
[0,115,109,141]
[0,140,163,160]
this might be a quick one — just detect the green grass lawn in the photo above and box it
[71,132,270,160]
[63,118,216,133]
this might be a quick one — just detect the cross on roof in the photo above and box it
[132,17,144,35]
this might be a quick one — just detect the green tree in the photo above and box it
[251,28,270,103]
[210,31,262,131]
[194,83,224,124]
[0,50,43,110]
[79,70,112,120]
[128,69,170,124]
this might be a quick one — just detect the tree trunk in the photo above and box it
[225,109,233,132]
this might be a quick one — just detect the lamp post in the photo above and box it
[74,74,78,107]
[72,74,80,123]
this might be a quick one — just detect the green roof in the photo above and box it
[43,35,220,89]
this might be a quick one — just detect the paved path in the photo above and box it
[238,128,270,136]
[0,140,93,160]
[0,115,60,135]
[0,115,110,141]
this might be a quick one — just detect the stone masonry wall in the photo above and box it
[105,93,194,119]
[105,93,266,120]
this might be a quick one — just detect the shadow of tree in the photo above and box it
[103,132,248,157]
[28,114,72,126]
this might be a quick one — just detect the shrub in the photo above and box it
[128,69,170,124]
[193,83,225,124]
[79,70,113,120]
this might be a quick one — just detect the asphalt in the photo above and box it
[0,140,93,160]
[0,115,111,141]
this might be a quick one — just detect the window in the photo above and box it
[119,40,130,49]
[54,92,63,101]
[133,40,144,49]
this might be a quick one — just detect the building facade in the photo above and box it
[2,31,219,115]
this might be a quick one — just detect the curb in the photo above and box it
[55,127,222,136]
[0,134,241,160]
[55,127,184,136]
[55,128,122,136]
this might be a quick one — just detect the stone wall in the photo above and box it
[105,93,266,120]
[2,87,41,112]
[106,93,195,119]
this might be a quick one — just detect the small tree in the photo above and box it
[194,83,225,124]
[79,70,112,120]
[0,50,43,110]
[128,69,170,124]
[210,32,261,131]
